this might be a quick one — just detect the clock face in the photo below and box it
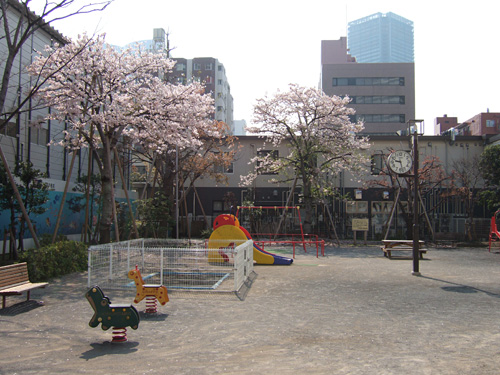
[388,150,413,174]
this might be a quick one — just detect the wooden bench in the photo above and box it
[380,246,428,259]
[381,240,428,259]
[0,262,48,309]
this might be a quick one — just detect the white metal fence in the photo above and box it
[88,239,254,299]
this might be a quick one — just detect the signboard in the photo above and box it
[352,218,369,231]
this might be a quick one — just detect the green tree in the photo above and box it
[14,161,50,252]
[135,191,173,238]
[68,174,102,243]
[0,161,49,258]
[479,144,500,211]
[0,162,19,259]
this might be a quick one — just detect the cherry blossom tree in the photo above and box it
[176,122,239,235]
[28,34,215,243]
[132,120,238,237]
[0,0,114,125]
[0,0,113,248]
[245,84,370,229]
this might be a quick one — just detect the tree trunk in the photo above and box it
[160,160,176,230]
[302,179,314,233]
[99,143,113,244]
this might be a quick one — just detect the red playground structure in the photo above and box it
[235,206,324,257]
[489,209,500,252]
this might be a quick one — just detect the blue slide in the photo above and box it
[253,242,293,265]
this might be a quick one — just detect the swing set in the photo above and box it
[235,206,324,257]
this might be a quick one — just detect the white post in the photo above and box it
[87,248,91,288]
[233,245,238,292]
[109,244,113,281]
[127,240,130,271]
[160,248,164,285]
[141,238,145,270]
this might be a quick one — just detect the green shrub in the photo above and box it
[19,240,88,282]
[199,228,212,239]
[39,233,68,247]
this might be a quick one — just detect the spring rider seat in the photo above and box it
[128,266,169,314]
[85,285,140,342]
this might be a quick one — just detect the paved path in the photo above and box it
[1,245,500,374]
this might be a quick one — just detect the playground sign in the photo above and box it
[352,218,369,231]
[352,218,369,245]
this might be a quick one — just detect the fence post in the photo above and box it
[109,243,113,281]
[160,248,164,285]
[141,239,145,270]
[234,244,239,292]
[87,247,91,288]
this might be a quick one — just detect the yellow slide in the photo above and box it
[208,215,292,265]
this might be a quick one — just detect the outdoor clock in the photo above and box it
[388,150,413,174]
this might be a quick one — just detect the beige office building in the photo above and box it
[321,38,415,134]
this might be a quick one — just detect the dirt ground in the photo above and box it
[2,245,500,374]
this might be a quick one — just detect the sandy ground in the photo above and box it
[2,245,500,374]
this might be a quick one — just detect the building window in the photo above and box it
[333,77,404,86]
[1,122,18,138]
[354,114,405,123]
[193,63,201,70]
[205,63,213,70]
[217,79,223,85]
[217,106,223,112]
[352,96,405,104]
[175,63,186,71]
[346,200,368,214]
[371,153,384,175]
[30,127,48,146]
[206,76,214,84]
[214,162,233,174]
[257,150,279,175]
[486,119,495,128]
[213,152,233,174]
[213,200,223,212]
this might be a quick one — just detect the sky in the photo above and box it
[45,0,500,135]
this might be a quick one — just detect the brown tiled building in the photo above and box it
[460,112,500,136]
[434,115,458,135]
[436,112,500,137]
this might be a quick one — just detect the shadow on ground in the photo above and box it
[420,275,500,298]
[80,341,140,360]
[0,300,44,316]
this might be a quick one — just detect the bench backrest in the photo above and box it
[0,262,30,289]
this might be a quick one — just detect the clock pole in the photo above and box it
[409,120,424,276]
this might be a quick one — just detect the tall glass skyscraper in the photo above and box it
[348,12,414,63]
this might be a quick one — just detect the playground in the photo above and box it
[2,244,500,374]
